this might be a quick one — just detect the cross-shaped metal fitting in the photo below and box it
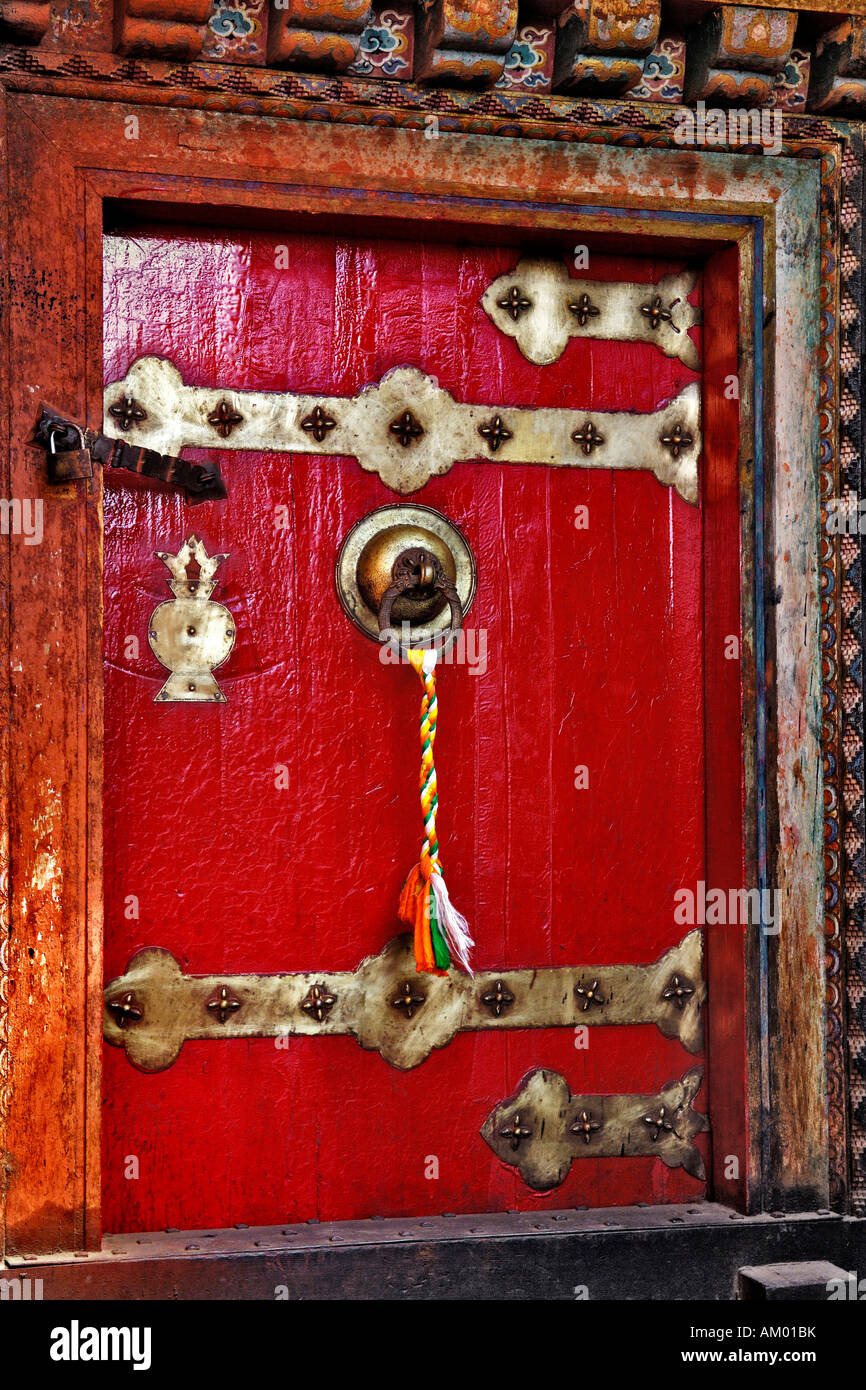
[480,980,515,1017]
[388,410,424,447]
[301,405,337,443]
[497,285,532,321]
[206,986,242,1025]
[390,981,426,1019]
[500,1112,533,1151]
[659,422,694,459]
[477,415,512,453]
[301,982,337,1023]
[571,419,605,455]
[575,978,606,1011]
[662,975,695,1011]
[568,293,600,327]
[571,1110,602,1144]
[107,991,143,1029]
[108,394,148,431]
[207,399,244,438]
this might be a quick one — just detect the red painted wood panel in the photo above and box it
[101,226,723,1232]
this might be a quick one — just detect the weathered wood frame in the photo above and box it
[0,91,827,1256]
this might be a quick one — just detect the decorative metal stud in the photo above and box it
[301,982,337,1023]
[480,980,515,1017]
[662,974,694,1011]
[107,992,143,1029]
[477,416,512,454]
[206,986,241,1025]
[207,399,244,439]
[643,1105,677,1141]
[390,980,426,1019]
[389,410,424,448]
[568,293,600,327]
[500,1112,533,1151]
[571,420,605,456]
[640,295,680,331]
[497,286,532,321]
[571,1110,602,1144]
[301,405,337,443]
[575,978,605,1011]
[660,423,694,459]
[108,394,147,431]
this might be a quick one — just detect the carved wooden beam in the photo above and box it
[553,0,661,96]
[0,0,854,112]
[267,0,372,73]
[114,0,214,61]
[809,17,866,115]
[415,0,519,86]
[0,0,49,44]
[684,3,798,105]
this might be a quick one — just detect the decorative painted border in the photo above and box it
[839,134,866,1214]
[814,138,846,1209]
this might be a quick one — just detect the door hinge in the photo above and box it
[31,405,228,504]
[103,930,706,1073]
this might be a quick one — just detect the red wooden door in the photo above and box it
[101,224,733,1233]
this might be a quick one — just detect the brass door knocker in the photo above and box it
[377,546,463,655]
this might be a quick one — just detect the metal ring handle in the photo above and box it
[378,547,463,650]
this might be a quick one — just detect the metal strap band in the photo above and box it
[104,930,705,1073]
[482,1066,709,1189]
[103,357,701,504]
[481,261,702,369]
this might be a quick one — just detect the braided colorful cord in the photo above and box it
[398,648,473,975]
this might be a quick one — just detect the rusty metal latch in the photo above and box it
[32,405,228,504]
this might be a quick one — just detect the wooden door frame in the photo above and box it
[0,88,832,1259]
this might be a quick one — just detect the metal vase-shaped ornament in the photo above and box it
[149,535,236,703]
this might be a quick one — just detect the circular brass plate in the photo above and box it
[336,504,476,646]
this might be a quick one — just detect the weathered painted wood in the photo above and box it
[0,94,827,1251]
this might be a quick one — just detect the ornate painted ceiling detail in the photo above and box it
[1,3,862,113]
